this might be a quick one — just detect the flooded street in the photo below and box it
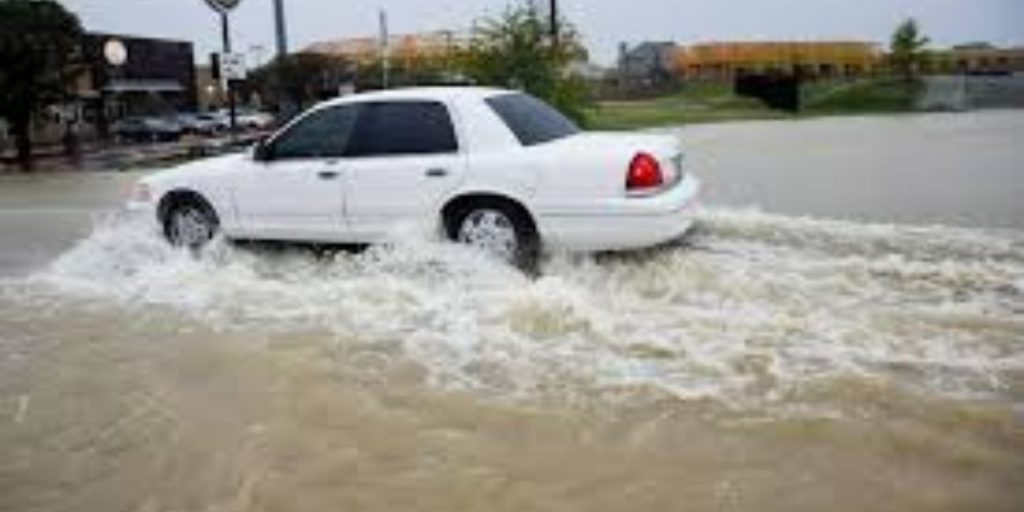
[1,111,1022,511]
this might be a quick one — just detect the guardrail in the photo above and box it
[0,132,269,173]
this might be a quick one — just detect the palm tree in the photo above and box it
[889,18,930,83]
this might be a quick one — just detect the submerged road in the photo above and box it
[0,110,1022,512]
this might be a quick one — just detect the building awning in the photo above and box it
[103,79,184,93]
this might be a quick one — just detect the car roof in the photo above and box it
[319,86,515,108]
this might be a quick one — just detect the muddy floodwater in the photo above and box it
[1,111,1022,511]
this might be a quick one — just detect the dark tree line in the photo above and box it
[0,0,83,170]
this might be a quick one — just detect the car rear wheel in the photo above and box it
[449,200,539,272]
[164,199,218,249]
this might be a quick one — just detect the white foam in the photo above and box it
[26,208,1024,406]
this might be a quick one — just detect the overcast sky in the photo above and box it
[61,0,1024,66]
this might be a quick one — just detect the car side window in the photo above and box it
[344,101,458,157]
[270,104,358,160]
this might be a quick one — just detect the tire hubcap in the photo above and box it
[170,207,213,247]
[457,209,518,261]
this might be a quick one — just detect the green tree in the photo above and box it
[0,0,83,170]
[460,1,592,124]
[889,18,930,83]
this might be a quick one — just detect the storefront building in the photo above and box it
[78,32,198,135]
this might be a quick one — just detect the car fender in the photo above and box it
[434,181,542,237]
[143,154,249,232]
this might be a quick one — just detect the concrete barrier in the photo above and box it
[920,74,1024,111]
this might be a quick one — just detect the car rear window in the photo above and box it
[344,101,458,157]
[486,93,580,146]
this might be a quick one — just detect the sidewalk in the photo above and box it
[0,133,265,173]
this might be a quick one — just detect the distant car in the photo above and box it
[127,87,701,269]
[112,116,183,142]
[175,113,226,136]
[234,109,275,130]
[212,109,274,131]
[201,111,231,131]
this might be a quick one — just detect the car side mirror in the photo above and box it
[253,136,273,162]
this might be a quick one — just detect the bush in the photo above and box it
[459,1,593,125]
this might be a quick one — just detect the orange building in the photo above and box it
[675,41,883,81]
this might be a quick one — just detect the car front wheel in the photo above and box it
[449,200,539,272]
[164,199,218,249]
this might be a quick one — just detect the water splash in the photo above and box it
[25,208,1024,406]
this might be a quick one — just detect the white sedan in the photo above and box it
[128,87,700,269]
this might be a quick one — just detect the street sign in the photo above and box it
[103,38,127,66]
[220,52,247,80]
[205,0,243,135]
[203,0,242,14]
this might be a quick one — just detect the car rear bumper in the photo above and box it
[539,175,701,252]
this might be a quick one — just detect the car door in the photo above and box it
[233,103,358,241]
[341,100,465,240]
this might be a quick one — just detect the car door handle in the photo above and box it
[425,168,449,178]
[318,170,339,180]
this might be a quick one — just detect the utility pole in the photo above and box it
[550,0,559,44]
[549,0,559,49]
[379,9,390,89]
[273,0,288,57]
[442,30,454,77]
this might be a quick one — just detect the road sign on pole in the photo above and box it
[220,52,247,81]
[103,38,127,67]
[203,0,242,135]
[203,0,242,14]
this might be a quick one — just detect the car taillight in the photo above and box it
[626,152,663,192]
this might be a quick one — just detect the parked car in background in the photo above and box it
[210,109,274,131]
[203,111,231,130]
[127,87,701,270]
[112,116,183,142]
[175,112,226,136]
[233,109,276,130]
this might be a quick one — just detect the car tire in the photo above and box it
[447,199,540,273]
[163,197,219,250]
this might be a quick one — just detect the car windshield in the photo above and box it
[485,92,580,146]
